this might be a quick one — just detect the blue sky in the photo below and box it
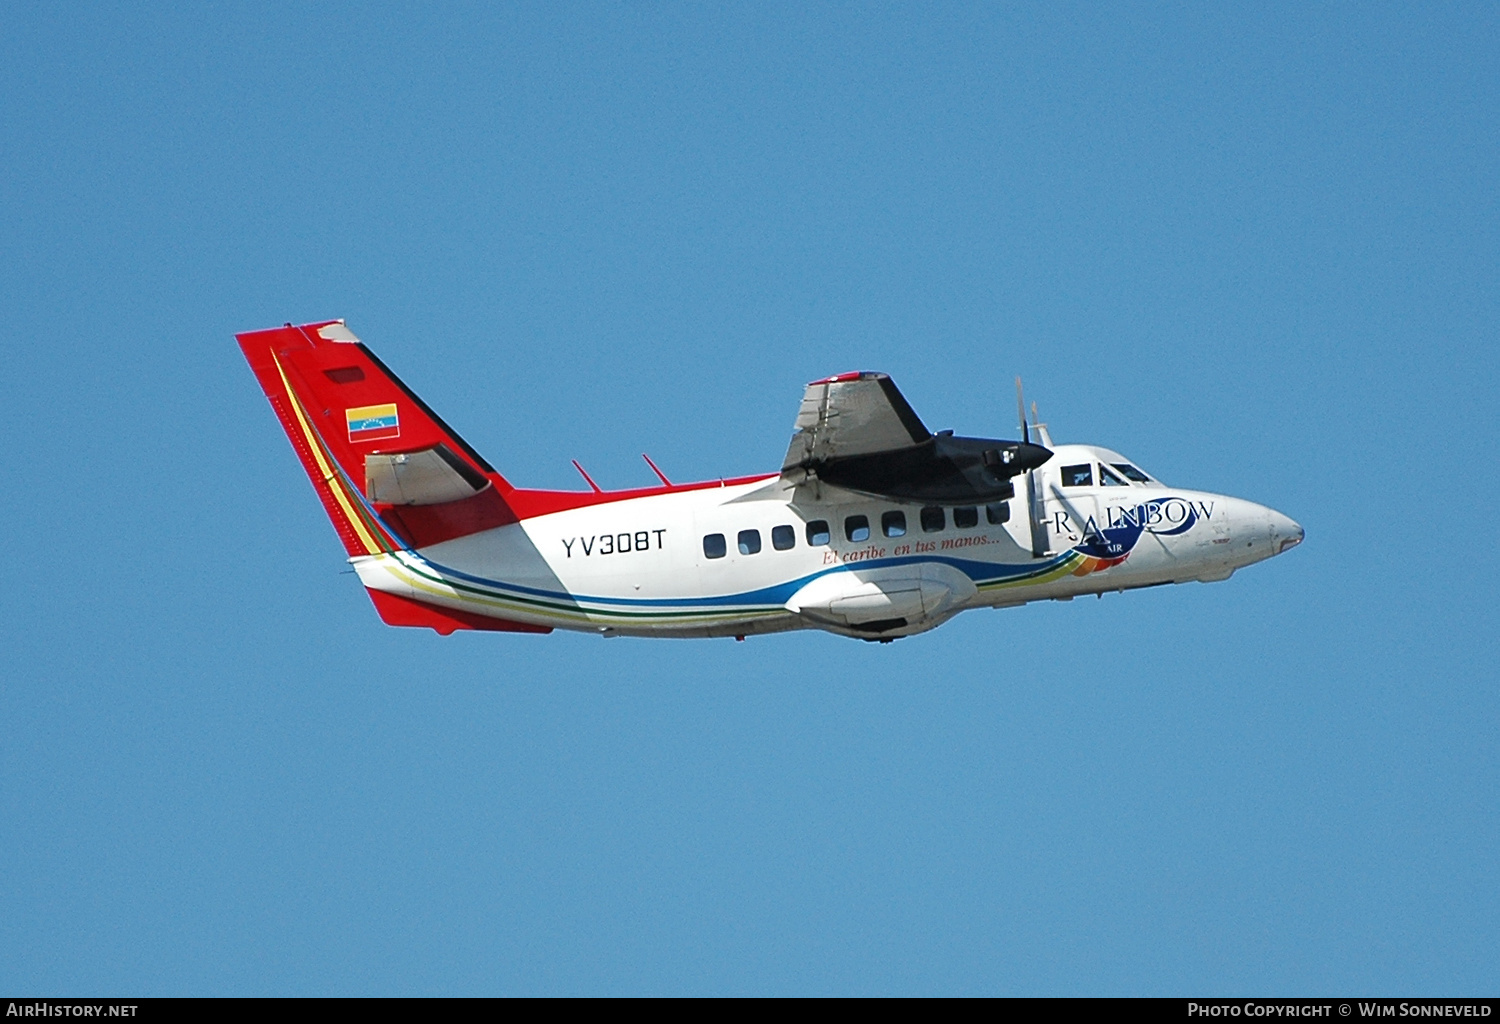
[1,2,1496,995]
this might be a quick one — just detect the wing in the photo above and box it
[781,372,931,472]
[780,371,1053,503]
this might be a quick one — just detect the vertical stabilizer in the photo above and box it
[236,320,517,556]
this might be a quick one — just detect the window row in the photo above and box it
[702,502,1010,559]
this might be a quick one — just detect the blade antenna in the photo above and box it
[1015,377,1030,445]
[642,453,672,487]
[571,459,603,493]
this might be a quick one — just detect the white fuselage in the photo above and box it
[350,443,1302,641]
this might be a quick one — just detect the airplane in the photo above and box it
[238,320,1303,642]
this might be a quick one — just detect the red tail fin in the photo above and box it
[237,320,516,555]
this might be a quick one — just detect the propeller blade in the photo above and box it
[1015,377,1030,445]
[1030,400,1053,448]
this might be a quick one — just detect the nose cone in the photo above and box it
[1269,509,1304,555]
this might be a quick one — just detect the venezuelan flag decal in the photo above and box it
[346,403,399,442]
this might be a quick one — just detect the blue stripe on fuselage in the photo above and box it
[405,549,1074,611]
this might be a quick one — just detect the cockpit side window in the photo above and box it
[1112,463,1152,484]
[1098,464,1127,486]
[1061,464,1093,487]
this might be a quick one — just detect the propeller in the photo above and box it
[1015,377,1052,557]
[1015,377,1030,445]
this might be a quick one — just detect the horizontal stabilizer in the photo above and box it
[365,445,489,505]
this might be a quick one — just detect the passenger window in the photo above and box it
[703,533,726,559]
[1098,465,1127,486]
[1062,464,1093,487]
[920,506,945,533]
[738,529,761,555]
[1112,463,1152,483]
[845,515,870,542]
[772,525,795,550]
[986,501,1009,524]
[953,506,978,529]
[882,510,906,538]
[806,520,831,546]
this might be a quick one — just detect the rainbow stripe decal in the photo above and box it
[346,403,399,442]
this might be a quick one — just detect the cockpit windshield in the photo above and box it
[1098,464,1128,486]
[1111,463,1153,484]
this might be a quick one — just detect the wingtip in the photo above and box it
[808,371,885,386]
